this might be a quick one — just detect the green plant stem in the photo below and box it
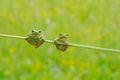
[45,40,120,53]
[68,43,120,53]
[0,34,25,39]
[0,34,120,53]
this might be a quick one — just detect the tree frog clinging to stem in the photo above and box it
[25,30,45,48]
[54,33,69,52]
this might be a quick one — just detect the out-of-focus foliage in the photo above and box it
[0,0,120,80]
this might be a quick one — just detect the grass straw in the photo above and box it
[0,34,120,53]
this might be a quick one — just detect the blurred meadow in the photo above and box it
[0,0,120,80]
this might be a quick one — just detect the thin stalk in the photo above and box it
[0,34,25,39]
[45,40,120,53]
[0,34,120,53]
[69,43,120,53]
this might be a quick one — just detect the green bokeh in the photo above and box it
[0,0,120,80]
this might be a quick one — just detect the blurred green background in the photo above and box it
[0,0,120,80]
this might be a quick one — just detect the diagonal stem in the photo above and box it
[0,34,120,53]
[68,43,120,53]
[0,34,25,39]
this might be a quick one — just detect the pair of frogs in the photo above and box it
[25,30,68,52]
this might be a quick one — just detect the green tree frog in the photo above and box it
[54,33,69,52]
[25,30,45,48]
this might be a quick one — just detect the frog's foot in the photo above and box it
[63,41,68,46]
[40,35,45,41]
[62,49,66,52]
[35,46,39,48]
[54,40,57,44]
[34,43,39,48]
[25,37,28,40]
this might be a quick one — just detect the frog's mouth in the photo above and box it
[32,33,40,37]
[60,36,67,38]
[34,32,38,35]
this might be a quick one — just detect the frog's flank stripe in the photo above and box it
[0,34,120,53]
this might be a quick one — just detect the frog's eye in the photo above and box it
[32,30,34,33]
[39,30,41,33]
[59,33,62,36]
[66,33,68,36]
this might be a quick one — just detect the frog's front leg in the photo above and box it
[39,35,45,42]
[25,37,28,40]
[64,41,69,46]
[25,35,30,40]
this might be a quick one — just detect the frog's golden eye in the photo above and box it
[32,30,34,33]
[39,30,41,33]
